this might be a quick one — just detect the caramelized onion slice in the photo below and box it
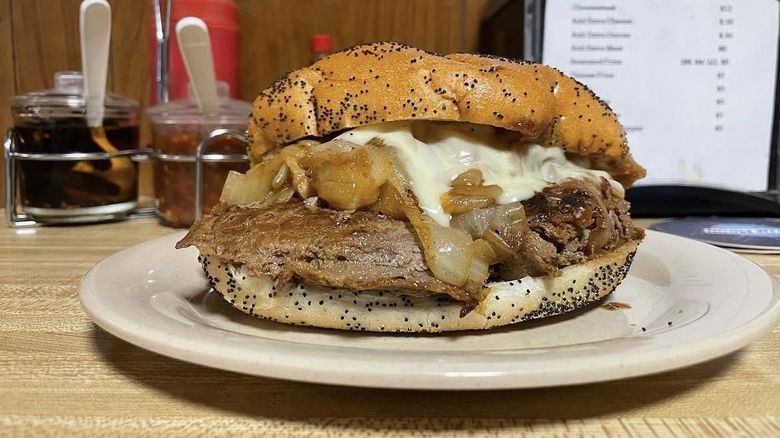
[448,185,503,199]
[379,146,492,292]
[301,140,392,210]
[450,203,527,240]
[285,155,312,199]
[441,169,503,215]
[425,219,475,286]
[271,163,289,189]
[450,168,484,188]
[466,238,497,291]
[480,229,515,260]
[220,146,306,205]
[442,194,496,215]
[371,182,409,220]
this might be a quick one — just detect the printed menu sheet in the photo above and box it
[542,0,779,191]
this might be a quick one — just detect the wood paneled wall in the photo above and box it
[0,0,489,207]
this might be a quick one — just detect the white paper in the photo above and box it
[542,0,779,191]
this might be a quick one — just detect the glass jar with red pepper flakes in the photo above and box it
[147,82,251,228]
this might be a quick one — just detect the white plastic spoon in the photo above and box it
[175,17,221,220]
[176,17,220,114]
[80,0,112,131]
[78,0,134,195]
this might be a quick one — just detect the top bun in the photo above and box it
[247,42,645,187]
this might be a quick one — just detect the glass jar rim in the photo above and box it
[11,71,139,118]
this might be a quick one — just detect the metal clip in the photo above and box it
[4,128,250,227]
[193,128,247,220]
[4,128,153,227]
[152,0,172,104]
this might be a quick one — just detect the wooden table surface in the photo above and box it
[1,216,779,437]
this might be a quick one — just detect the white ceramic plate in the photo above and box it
[79,230,780,390]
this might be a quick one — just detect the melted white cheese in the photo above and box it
[335,121,623,226]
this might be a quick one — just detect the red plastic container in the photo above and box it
[150,0,240,103]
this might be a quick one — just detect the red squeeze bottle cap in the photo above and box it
[311,34,333,53]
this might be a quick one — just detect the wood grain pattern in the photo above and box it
[0,217,779,436]
[0,0,15,202]
[0,0,12,85]
[0,0,488,210]
[0,0,16,210]
[237,0,485,103]
[1,417,779,437]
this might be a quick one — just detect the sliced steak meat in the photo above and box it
[521,178,643,264]
[176,201,473,302]
[177,178,643,303]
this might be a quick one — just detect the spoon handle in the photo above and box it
[176,17,220,114]
[80,0,112,128]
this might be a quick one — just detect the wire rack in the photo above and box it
[4,128,247,227]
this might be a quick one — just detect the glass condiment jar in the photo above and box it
[147,82,251,228]
[9,71,141,224]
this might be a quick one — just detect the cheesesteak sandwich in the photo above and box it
[177,41,646,332]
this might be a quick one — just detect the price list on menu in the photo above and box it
[542,0,779,191]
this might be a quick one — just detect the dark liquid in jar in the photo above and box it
[153,131,248,228]
[14,118,139,211]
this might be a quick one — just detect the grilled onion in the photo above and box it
[301,140,391,210]
[379,144,493,293]
[220,145,306,205]
[441,170,503,214]
[451,168,484,188]
[425,218,475,286]
[220,136,506,296]
[450,203,526,240]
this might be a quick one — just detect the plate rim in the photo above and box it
[79,230,780,390]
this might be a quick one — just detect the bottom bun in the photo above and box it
[200,239,640,333]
